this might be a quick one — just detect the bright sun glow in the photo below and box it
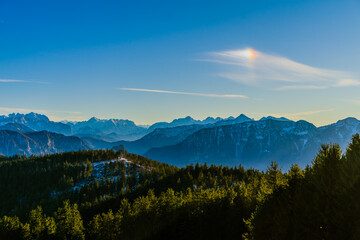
[244,48,255,59]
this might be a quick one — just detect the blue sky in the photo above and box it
[0,0,359,125]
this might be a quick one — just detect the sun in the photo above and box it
[244,48,255,59]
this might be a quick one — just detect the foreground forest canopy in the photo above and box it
[0,134,360,239]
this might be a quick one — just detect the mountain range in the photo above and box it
[146,119,318,169]
[0,130,88,156]
[145,117,360,170]
[0,112,359,170]
[0,113,71,135]
[68,117,148,141]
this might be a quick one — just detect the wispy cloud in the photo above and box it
[281,109,335,118]
[275,85,328,91]
[0,79,50,84]
[118,87,248,99]
[343,98,360,106]
[0,108,85,122]
[204,48,360,90]
[0,107,47,114]
[47,115,86,122]
[53,110,82,114]
[252,109,335,120]
[0,107,82,116]
[0,79,29,83]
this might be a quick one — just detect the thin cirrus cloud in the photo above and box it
[279,109,335,118]
[0,79,29,83]
[0,107,85,122]
[118,87,248,99]
[252,109,335,120]
[204,48,360,90]
[343,98,360,106]
[0,107,82,115]
[0,107,47,114]
[0,79,50,84]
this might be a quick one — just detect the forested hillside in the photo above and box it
[1,134,360,239]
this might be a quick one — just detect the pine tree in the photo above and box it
[55,201,85,240]
[28,206,56,239]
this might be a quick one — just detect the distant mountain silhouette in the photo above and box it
[146,118,360,170]
[0,113,71,135]
[0,130,89,156]
[0,123,35,132]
